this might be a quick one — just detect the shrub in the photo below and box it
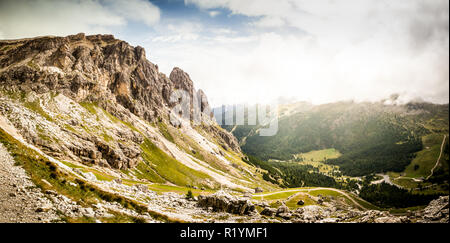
[185,190,194,200]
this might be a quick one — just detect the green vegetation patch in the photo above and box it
[296,148,342,162]
[24,99,55,122]
[79,102,98,115]
[308,189,343,198]
[253,190,300,201]
[140,138,212,187]
[63,210,148,223]
[157,122,175,144]
[147,183,214,196]
[403,134,446,178]
[285,193,317,209]
[79,102,141,134]
[134,162,166,183]
[359,183,445,208]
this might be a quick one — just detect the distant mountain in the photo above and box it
[217,101,449,177]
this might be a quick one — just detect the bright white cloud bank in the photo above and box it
[157,0,448,106]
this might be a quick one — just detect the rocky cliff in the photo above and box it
[0,33,240,171]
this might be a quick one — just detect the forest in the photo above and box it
[359,183,445,208]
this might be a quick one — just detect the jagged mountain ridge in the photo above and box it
[0,33,240,153]
[0,33,260,191]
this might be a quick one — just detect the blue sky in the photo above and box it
[0,0,448,106]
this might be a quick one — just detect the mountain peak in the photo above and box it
[0,34,241,165]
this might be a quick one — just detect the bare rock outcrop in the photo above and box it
[417,196,449,223]
[197,190,256,215]
[0,33,243,168]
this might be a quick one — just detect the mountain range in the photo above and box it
[0,34,448,223]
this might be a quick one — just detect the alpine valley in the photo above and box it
[0,34,448,223]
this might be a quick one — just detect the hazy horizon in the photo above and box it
[1,0,448,107]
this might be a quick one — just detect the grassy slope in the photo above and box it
[297,148,342,162]
[252,187,379,210]
[140,138,212,188]
[402,134,447,178]
[294,148,341,175]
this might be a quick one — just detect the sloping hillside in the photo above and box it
[219,101,448,177]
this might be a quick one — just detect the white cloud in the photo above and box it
[149,21,203,43]
[152,33,199,43]
[211,28,237,35]
[105,0,160,26]
[149,30,448,107]
[208,11,221,17]
[167,22,203,34]
[186,0,448,47]
[252,16,286,28]
[172,0,449,106]
[0,0,160,39]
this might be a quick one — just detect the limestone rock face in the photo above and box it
[170,67,194,97]
[0,34,170,121]
[197,190,256,215]
[0,33,230,131]
[418,196,449,223]
[197,89,210,113]
[0,33,243,170]
[202,124,241,153]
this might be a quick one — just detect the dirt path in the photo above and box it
[426,135,447,180]
[0,143,59,223]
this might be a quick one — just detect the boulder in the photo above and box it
[374,217,402,223]
[254,187,264,193]
[278,212,292,220]
[301,205,328,221]
[317,198,324,205]
[197,190,256,215]
[276,205,290,216]
[134,184,149,192]
[260,207,276,217]
[112,178,122,184]
[36,203,53,213]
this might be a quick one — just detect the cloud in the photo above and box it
[208,11,221,17]
[149,29,448,106]
[1,0,447,106]
[0,0,160,39]
[185,0,449,47]
[150,21,203,43]
[173,0,449,106]
[105,0,160,27]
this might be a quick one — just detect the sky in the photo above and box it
[0,0,448,107]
